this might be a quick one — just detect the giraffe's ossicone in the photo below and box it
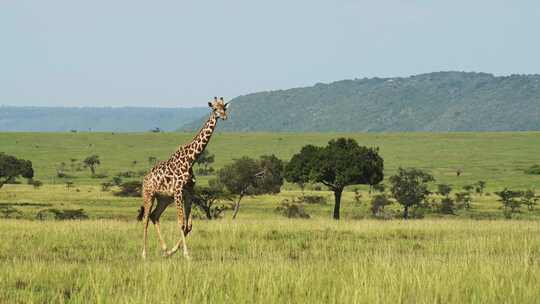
[138,97,229,259]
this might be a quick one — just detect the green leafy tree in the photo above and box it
[475,181,486,195]
[455,191,472,209]
[254,155,284,195]
[437,184,452,197]
[285,138,384,220]
[284,145,320,196]
[521,189,538,211]
[437,184,454,214]
[218,156,283,219]
[191,179,233,219]
[462,184,475,193]
[495,188,523,218]
[83,155,101,175]
[0,153,34,189]
[389,168,435,219]
[370,194,392,218]
[372,183,386,193]
[194,149,215,174]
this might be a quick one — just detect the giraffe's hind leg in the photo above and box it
[141,188,155,259]
[150,194,174,255]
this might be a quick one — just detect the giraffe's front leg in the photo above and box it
[165,191,190,259]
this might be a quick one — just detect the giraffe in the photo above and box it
[138,97,229,259]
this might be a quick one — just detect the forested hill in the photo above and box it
[0,106,207,132]
[182,72,540,132]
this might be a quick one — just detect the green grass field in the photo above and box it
[1,131,540,303]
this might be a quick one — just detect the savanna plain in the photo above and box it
[1,132,540,303]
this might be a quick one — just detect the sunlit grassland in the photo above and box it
[1,219,540,303]
[2,131,540,303]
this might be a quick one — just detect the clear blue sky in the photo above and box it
[2,0,539,107]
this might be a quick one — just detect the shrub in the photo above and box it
[0,205,23,219]
[115,181,142,197]
[112,176,123,186]
[525,165,540,175]
[455,192,472,209]
[116,171,137,178]
[439,197,455,214]
[29,179,43,189]
[275,199,310,219]
[353,188,362,205]
[91,173,108,179]
[521,189,538,211]
[36,208,88,220]
[495,188,523,219]
[370,194,392,218]
[56,171,71,178]
[101,182,113,192]
[300,195,326,205]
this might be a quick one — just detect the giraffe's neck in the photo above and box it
[183,112,218,163]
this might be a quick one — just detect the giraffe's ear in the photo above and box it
[208,102,213,108]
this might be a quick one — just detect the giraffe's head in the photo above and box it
[208,97,229,120]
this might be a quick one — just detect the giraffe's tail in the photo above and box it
[136,206,145,221]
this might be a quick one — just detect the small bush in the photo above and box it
[370,194,393,218]
[300,195,326,205]
[117,171,137,178]
[525,165,540,175]
[353,188,362,205]
[29,179,43,189]
[112,176,123,186]
[101,182,113,192]
[439,197,455,214]
[115,181,142,197]
[36,208,88,220]
[91,173,108,179]
[56,171,71,178]
[275,199,310,218]
[0,206,23,219]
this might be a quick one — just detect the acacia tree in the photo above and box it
[495,188,523,218]
[389,168,434,219]
[285,138,384,220]
[218,155,284,219]
[190,179,232,219]
[194,149,215,174]
[437,183,455,214]
[83,155,100,175]
[0,153,34,189]
[284,145,320,196]
[521,189,539,211]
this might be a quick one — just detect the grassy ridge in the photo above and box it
[1,219,540,303]
[1,131,540,190]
